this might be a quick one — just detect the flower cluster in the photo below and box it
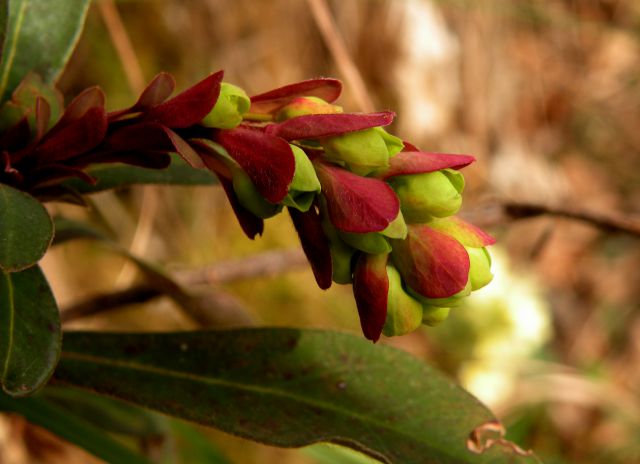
[0,70,494,342]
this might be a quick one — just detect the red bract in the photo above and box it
[108,72,176,121]
[314,161,400,233]
[32,87,107,163]
[288,205,332,290]
[216,127,295,204]
[377,151,476,180]
[353,253,389,342]
[249,78,342,115]
[265,112,395,141]
[144,71,223,128]
[391,224,470,299]
[428,216,496,248]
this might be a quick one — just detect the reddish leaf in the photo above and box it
[54,87,105,128]
[27,165,97,188]
[216,127,295,203]
[35,97,50,142]
[288,206,332,290]
[106,122,175,152]
[145,71,223,128]
[163,128,205,168]
[250,78,342,114]
[73,150,172,170]
[135,72,176,110]
[428,216,496,248]
[34,108,107,162]
[391,225,470,299]
[353,253,389,342]
[315,162,399,233]
[378,152,475,180]
[108,72,176,121]
[266,112,395,141]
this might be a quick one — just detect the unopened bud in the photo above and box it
[275,96,342,121]
[322,127,402,176]
[282,145,321,212]
[232,168,281,218]
[382,265,423,336]
[467,246,493,291]
[421,305,450,326]
[202,82,250,129]
[388,169,464,222]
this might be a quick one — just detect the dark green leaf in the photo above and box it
[61,154,217,194]
[0,0,91,102]
[44,385,167,439]
[0,265,60,396]
[54,329,540,464]
[0,183,53,271]
[0,1,8,64]
[171,420,232,464]
[0,390,153,464]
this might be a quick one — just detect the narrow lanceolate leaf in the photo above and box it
[266,112,395,141]
[60,154,217,194]
[54,330,538,464]
[0,266,60,396]
[249,78,342,115]
[0,1,9,75]
[377,152,476,180]
[0,391,152,464]
[0,0,91,103]
[0,183,53,271]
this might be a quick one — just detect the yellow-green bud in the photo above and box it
[275,96,342,121]
[232,168,281,218]
[382,265,423,336]
[467,246,493,291]
[388,169,464,222]
[282,145,321,212]
[422,306,450,326]
[202,82,250,129]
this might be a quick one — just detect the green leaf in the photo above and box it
[305,443,382,464]
[54,330,539,464]
[171,420,232,464]
[0,1,8,63]
[0,265,60,396]
[0,0,91,103]
[61,154,218,194]
[0,183,53,271]
[0,390,153,464]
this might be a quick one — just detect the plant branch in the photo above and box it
[61,249,307,323]
[502,201,640,237]
[306,0,374,113]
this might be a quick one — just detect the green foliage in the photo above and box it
[0,0,91,102]
[61,154,217,194]
[0,390,152,463]
[53,329,538,464]
[0,183,52,271]
[0,265,60,396]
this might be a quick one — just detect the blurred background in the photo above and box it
[2,0,640,462]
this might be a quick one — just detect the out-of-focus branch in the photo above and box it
[97,0,145,94]
[306,0,374,113]
[61,249,307,323]
[502,201,640,237]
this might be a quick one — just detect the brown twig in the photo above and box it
[61,249,308,323]
[97,0,145,94]
[306,0,375,113]
[503,201,640,237]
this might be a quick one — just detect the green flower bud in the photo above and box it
[374,127,404,157]
[337,210,405,254]
[388,168,464,222]
[422,305,450,326]
[275,96,342,121]
[281,145,321,212]
[232,168,281,218]
[319,213,357,284]
[339,231,391,254]
[467,246,493,291]
[382,265,423,336]
[380,210,407,239]
[202,82,250,129]
[322,128,397,176]
[408,280,472,308]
